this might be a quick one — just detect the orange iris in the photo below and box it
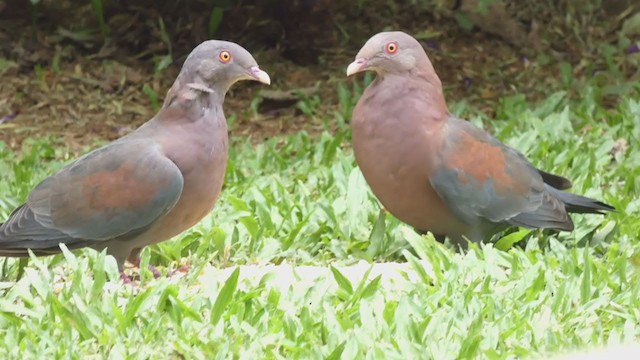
[219,50,232,63]
[386,42,398,54]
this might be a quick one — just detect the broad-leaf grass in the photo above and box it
[0,82,638,359]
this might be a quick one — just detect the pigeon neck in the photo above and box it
[411,67,449,118]
[162,78,226,112]
[145,79,226,130]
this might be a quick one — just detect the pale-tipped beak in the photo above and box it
[249,66,271,85]
[346,58,368,76]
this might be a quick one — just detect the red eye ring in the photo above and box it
[219,50,232,63]
[386,42,399,54]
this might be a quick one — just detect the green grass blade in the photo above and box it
[211,267,240,326]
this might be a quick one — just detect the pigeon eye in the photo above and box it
[218,50,232,63]
[386,42,398,54]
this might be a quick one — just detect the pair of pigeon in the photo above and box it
[0,32,614,281]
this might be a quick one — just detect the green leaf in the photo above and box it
[495,229,532,251]
[581,247,592,304]
[142,84,160,112]
[403,250,433,286]
[359,274,381,299]
[240,216,260,240]
[90,249,107,299]
[345,167,367,237]
[454,12,474,31]
[211,267,240,325]
[90,0,107,35]
[366,208,387,259]
[208,6,225,37]
[347,265,380,307]
[330,265,353,295]
[326,341,346,360]
[458,312,483,359]
[401,226,430,260]
[124,287,154,326]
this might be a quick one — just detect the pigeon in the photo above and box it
[346,31,614,246]
[0,40,270,281]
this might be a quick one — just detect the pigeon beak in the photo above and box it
[346,58,368,76]
[248,66,271,85]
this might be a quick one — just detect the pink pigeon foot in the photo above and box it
[167,263,191,277]
[127,253,162,279]
[120,271,133,284]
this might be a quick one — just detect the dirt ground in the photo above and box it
[0,2,637,152]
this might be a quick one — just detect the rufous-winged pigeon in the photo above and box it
[347,31,614,246]
[0,40,270,280]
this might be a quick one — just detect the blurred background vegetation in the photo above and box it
[0,0,638,150]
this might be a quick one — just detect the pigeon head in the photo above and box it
[178,40,270,93]
[346,31,433,76]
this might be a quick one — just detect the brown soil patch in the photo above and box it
[0,2,637,152]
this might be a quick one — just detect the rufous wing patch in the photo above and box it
[447,132,528,194]
[81,161,166,217]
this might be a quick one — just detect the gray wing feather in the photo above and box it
[0,140,184,254]
[431,118,573,231]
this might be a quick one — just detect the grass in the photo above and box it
[0,78,639,359]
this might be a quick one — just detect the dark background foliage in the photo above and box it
[0,0,638,148]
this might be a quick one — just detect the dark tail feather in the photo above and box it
[539,169,573,190]
[547,187,615,214]
[1,206,77,257]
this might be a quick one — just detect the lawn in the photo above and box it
[0,80,639,359]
